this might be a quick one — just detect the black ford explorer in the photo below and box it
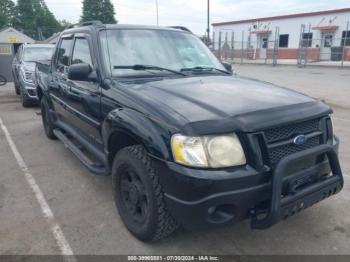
[35,21,343,242]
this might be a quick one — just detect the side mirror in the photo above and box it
[68,63,94,81]
[222,62,233,73]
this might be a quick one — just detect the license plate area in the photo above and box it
[285,173,317,193]
[280,179,341,220]
[282,159,331,195]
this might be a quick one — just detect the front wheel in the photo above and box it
[41,96,56,140]
[20,86,32,107]
[112,145,179,241]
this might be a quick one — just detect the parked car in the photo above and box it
[36,21,343,242]
[12,43,54,107]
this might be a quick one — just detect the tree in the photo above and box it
[0,0,15,28]
[59,19,72,29]
[81,0,117,24]
[13,0,63,40]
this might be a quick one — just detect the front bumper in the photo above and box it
[20,78,38,100]
[154,137,343,229]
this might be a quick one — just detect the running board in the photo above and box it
[53,129,108,176]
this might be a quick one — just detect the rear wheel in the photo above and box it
[112,145,179,241]
[41,96,56,140]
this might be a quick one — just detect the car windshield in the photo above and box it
[100,29,226,77]
[23,47,54,62]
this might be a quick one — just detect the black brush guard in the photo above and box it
[251,144,343,229]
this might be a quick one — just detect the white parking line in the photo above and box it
[0,117,75,261]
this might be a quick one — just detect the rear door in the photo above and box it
[65,34,103,146]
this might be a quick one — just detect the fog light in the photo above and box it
[207,204,236,224]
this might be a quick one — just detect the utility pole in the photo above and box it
[156,0,159,26]
[207,0,210,45]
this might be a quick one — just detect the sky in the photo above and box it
[44,0,350,35]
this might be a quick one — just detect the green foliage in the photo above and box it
[81,0,117,24]
[13,0,63,40]
[59,19,72,29]
[0,0,15,28]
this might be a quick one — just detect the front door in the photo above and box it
[259,36,268,59]
[51,36,74,122]
[65,35,103,146]
[320,32,334,60]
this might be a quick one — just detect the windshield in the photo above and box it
[100,29,226,77]
[23,47,54,62]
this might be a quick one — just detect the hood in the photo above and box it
[116,75,331,134]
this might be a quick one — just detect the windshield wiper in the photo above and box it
[180,66,231,75]
[113,65,187,76]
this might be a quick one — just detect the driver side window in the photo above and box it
[56,38,73,73]
[71,38,93,68]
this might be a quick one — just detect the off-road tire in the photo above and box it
[41,96,56,140]
[112,145,179,241]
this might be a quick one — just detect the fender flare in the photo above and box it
[102,108,173,161]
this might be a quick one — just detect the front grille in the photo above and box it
[263,118,323,166]
[268,136,320,165]
[264,118,320,143]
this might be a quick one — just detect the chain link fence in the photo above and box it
[211,21,350,68]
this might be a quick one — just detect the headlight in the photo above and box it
[22,70,35,84]
[171,133,246,168]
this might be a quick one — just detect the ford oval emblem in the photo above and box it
[293,135,307,145]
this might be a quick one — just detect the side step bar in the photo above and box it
[53,129,108,176]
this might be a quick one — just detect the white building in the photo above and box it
[0,27,35,81]
[212,8,350,61]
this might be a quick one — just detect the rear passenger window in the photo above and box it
[56,38,73,72]
[72,38,93,68]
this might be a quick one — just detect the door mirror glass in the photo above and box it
[68,63,92,81]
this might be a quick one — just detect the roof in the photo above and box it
[212,7,350,26]
[312,25,339,31]
[63,23,192,35]
[0,27,35,44]
[104,24,192,32]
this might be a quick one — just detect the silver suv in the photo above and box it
[12,44,54,107]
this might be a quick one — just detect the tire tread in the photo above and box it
[118,145,179,241]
